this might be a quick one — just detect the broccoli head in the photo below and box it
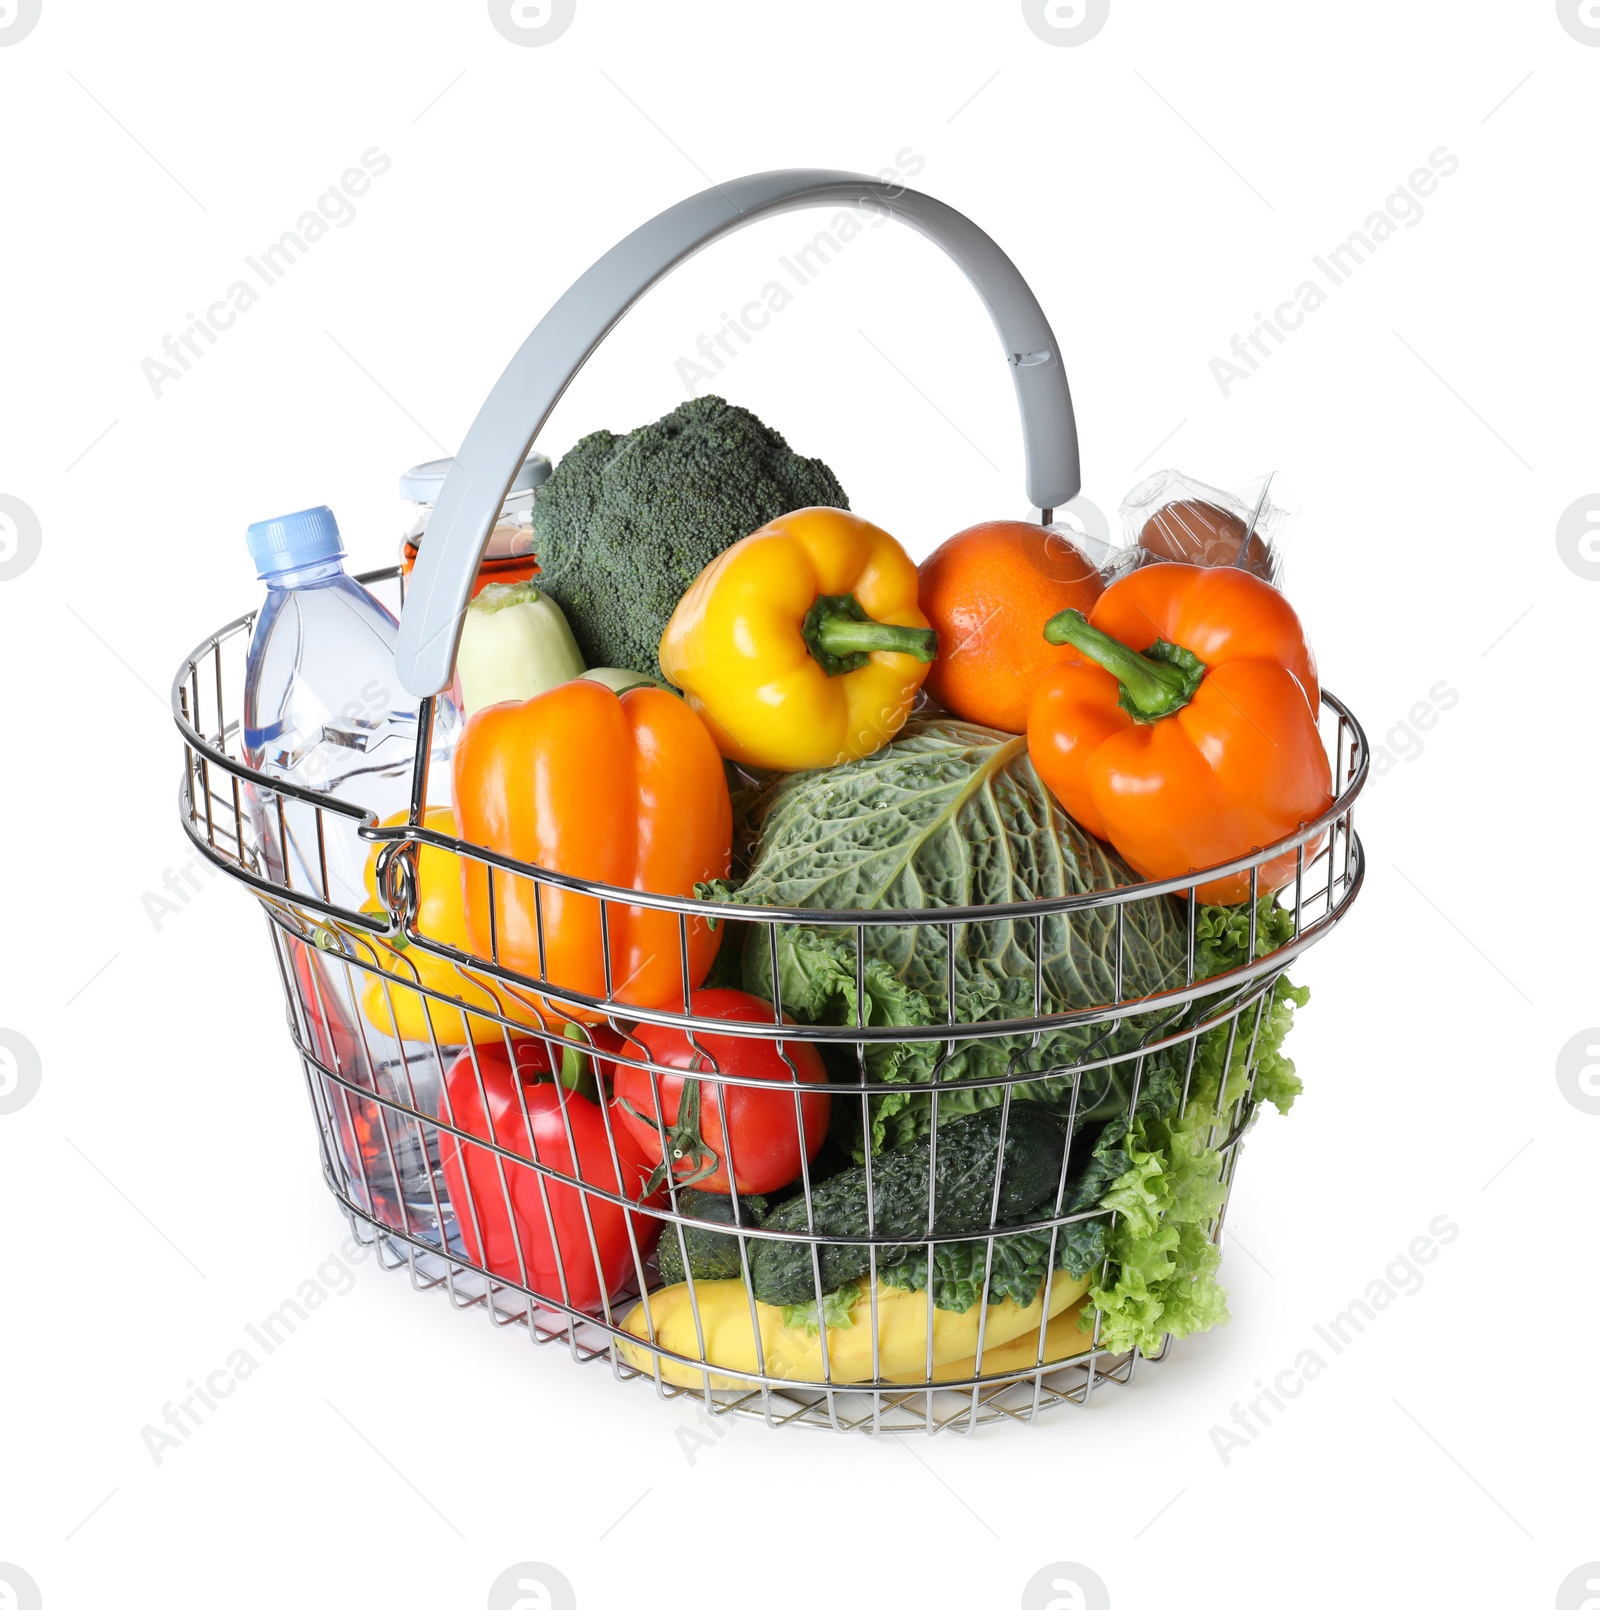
[530,394,849,680]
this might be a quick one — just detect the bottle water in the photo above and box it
[241,504,450,908]
[241,505,456,1246]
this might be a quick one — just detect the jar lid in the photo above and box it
[399,452,552,504]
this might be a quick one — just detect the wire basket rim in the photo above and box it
[172,576,1369,928]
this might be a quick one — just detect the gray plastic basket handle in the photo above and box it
[395,168,1081,697]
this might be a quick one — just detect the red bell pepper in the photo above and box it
[439,1037,661,1311]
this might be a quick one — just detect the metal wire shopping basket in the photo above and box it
[171,171,1368,1434]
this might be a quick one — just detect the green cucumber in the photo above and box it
[656,1191,769,1284]
[748,1104,1072,1308]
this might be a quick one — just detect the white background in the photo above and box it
[1,2,1596,1607]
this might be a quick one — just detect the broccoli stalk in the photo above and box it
[529,394,850,681]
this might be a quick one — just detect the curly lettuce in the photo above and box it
[1081,900,1308,1356]
[782,1281,862,1338]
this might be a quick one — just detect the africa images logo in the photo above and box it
[0,495,42,581]
[0,1564,43,1610]
[1556,495,1600,581]
[488,0,576,46]
[1020,1562,1111,1610]
[1556,1029,1600,1115]
[487,1562,577,1610]
[1022,0,1110,46]
[0,0,43,46]
[1557,1563,1600,1609]
[1556,0,1600,45]
[0,1030,42,1116]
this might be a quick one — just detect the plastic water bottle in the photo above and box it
[241,504,450,910]
[241,505,456,1245]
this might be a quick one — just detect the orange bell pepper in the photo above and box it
[452,678,732,1019]
[1026,565,1331,904]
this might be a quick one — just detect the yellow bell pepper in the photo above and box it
[659,507,938,771]
[357,808,545,1044]
[617,1269,1089,1389]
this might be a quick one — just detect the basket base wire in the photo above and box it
[283,999,1231,1434]
[331,1178,1162,1435]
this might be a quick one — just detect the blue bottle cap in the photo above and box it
[246,505,345,578]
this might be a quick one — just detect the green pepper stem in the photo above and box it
[814,616,937,659]
[802,592,937,676]
[1042,608,1206,722]
[558,1023,598,1098]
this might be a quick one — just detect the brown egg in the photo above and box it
[1139,498,1273,578]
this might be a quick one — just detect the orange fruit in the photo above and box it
[919,520,1104,734]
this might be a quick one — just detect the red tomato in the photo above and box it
[438,1039,660,1312]
[610,989,831,1196]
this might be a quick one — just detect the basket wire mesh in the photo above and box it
[173,566,1367,1434]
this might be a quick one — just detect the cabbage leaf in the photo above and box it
[711,719,1193,1153]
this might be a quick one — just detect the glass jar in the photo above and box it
[399,452,552,596]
